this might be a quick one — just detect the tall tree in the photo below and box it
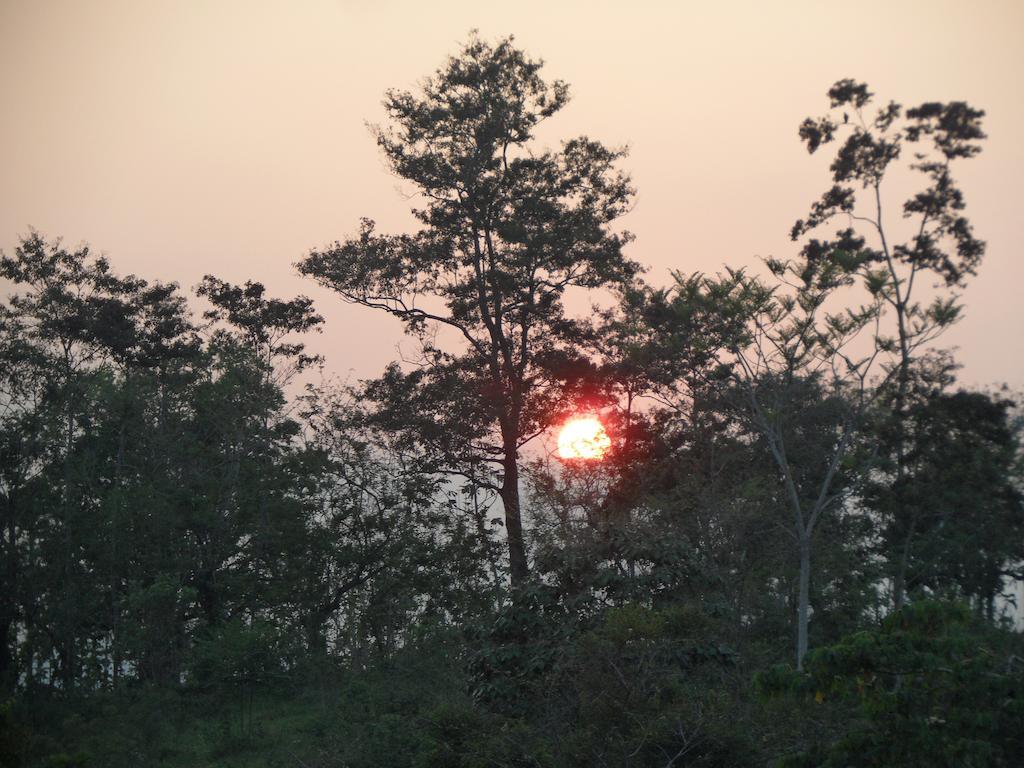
[793,80,986,608]
[298,34,638,586]
[866,377,1024,616]
[0,232,201,689]
[632,260,881,669]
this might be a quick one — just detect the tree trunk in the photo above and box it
[0,504,17,688]
[305,613,328,656]
[891,288,912,611]
[796,535,811,671]
[893,556,907,611]
[500,438,528,588]
[0,610,13,687]
[893,514,916,610]
[58,639,76,690]
[195,569,219,627]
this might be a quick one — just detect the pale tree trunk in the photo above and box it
[742,380,852,671]
[893,517,915,611]
[875,181,915,611]
[891,312,912,612]
[797,535,811,670]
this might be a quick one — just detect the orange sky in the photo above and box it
[2,0,1022,387]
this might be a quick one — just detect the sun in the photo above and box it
[557,415,611,460]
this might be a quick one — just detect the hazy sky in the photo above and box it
[2,0,1022,387]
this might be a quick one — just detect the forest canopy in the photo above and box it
[0,33,1021,768]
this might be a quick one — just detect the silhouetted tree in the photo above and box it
[866,379,1023,615]
[794,80,986,608]
[298,34,638,586]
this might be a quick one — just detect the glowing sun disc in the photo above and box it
[557,416,611,460]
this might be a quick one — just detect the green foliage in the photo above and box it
[0,700,28,768]
[759,601,1024,767]
[190,619,287,690]
[869,383,1024,611]
[468,596,757,766]
[467,584,576,712]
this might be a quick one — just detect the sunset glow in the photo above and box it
[557,416,611,460]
